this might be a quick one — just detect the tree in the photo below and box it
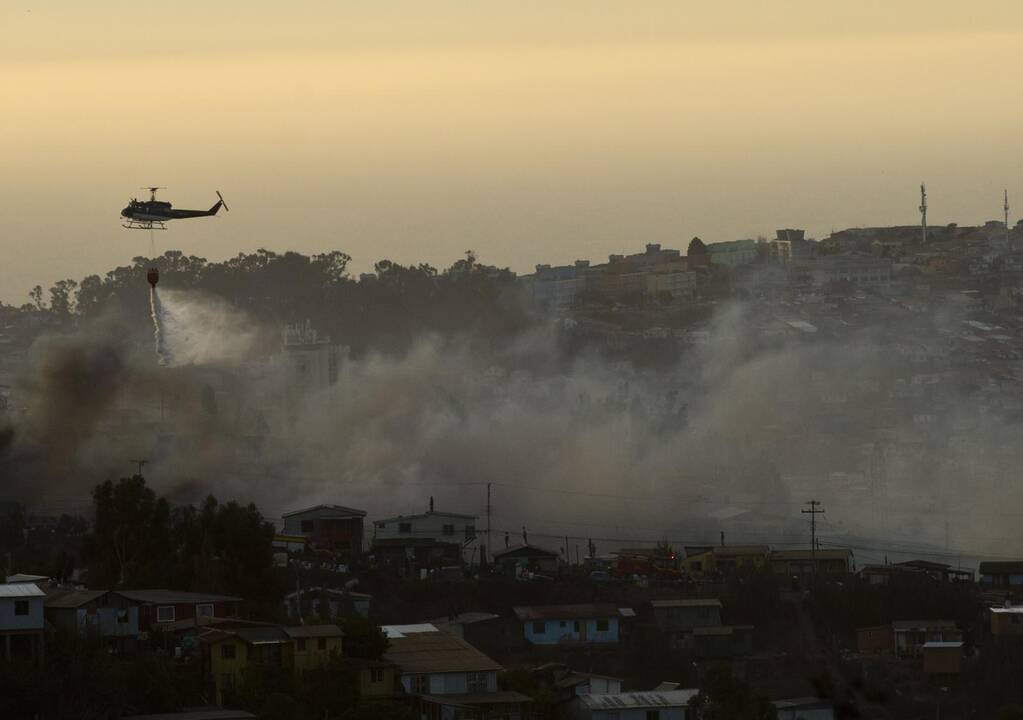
[339,616,389,660]
[48,279,78,318]
[689,663,777,720]
[82,475,171,587]
[688,236,708,257]
[28,285,45,312]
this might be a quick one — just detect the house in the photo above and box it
[113,590,242,633]
[772,697,835,720]
[283,586,372,621]
[491,544,561,577]
[284,624,344,675]
[892,560,973,583]
[570,690,699,720]
[513,604,627,645]
[651,599,723,649]
[382,624,531,720]
[200,627,292,705]
[282,504,367,558]
[856,620,960,656]
[44,589,139,648]
[0,583,45,663]
[979,561,1023,589]
[345,657,402,698]
[770,549,852,579]
[430,612,519,657]
[682,545,770,577]
[372,501,478,572]
[922,642,963,674]
[989,605,1023,636]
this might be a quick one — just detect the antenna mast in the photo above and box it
[919,183,928,243]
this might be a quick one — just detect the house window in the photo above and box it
[465,525,476,540]
[399,523,412,534]
[297,638,307,652]
[646,711,660,720]
[371,668,385,683]
[196,603,214,618]
[411,675,429,694]
[442,524,455,536]
[574,621,581,633]
[14,600,28,616]
[560,621,567,628]
[596,619,610,632]
[221,644,236,660]
[532,621,545,634]
[117,610,129,624]
[606,713,619,720]
[156,606,175,623]
[301,520,314,533]
[318,637,327,651]
[467,672,488,693]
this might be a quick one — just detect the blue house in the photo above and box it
[513,604,629,645]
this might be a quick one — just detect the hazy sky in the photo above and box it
[2,2,1022,304]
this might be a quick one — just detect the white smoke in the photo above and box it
[153,289,261,367]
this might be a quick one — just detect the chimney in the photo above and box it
[429,496,434,513]
[720,531,725,547]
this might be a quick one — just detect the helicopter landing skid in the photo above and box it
[122,220,167,230]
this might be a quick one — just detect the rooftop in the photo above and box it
[115,589,242,605]
[123,712,257,720]
[923,641,964,649]
[384,627,503,674]
[375,511,478,525]
[282,504,367,519]
[492,544,560,559]
[44,589,108,609]
[0,583,45,598]
[513,604,622,621]
[576,690,700,710]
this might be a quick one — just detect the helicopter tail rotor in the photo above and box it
[216,191,229,212]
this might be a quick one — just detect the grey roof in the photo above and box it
[284,624,344,639]
[651,599,722,609]
[576,690,700,710]
[234,627,290,645]
[6,574,49,583]
[513,604,620,621]
[282,504,367,519]
[0,583,45,598]
[115,589,242,605]
[772,697,832,710]
[923,641,964,648]
[384,628,503,674]
[44,589,108,608]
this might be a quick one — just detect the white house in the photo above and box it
[383,624,530,720]
[513,604,628,645]
[0,583,45,663]
[571,690,699,720]
[372,500,478,570]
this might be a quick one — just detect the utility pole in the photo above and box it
[130,459,147,478]
[486,483,491,567]
[802,500,825,575]
[1005,189,1011,246]
[920,183,928,243]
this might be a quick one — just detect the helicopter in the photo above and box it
[121,187,228,230]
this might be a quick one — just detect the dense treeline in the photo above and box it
[9,249,531,355]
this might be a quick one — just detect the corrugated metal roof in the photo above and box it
[923,641,963,648]
[577,690,699,710]
[0,583,45,598]
[115,589,242,604]
[44,589,108,608]
[990,607,1023,614]
[382,623,439,638]
[384,629,503,674]
[892,619,957,631]
[513,604,619,621]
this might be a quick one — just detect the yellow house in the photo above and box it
[683,545,771,577]
[346,658,401,698]
[201,627,293,706]
[284,624,344,676]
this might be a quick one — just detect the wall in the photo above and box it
[524,617,619,645]
[590,707,688,720]
[292,635,342,674]
[922,646,962,674]
[991,611,1023,636]
[0,596,44,632]
[374,513,477,544]
[856,626,893,654]
[208,638,248,705]
[400,671,498,695]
